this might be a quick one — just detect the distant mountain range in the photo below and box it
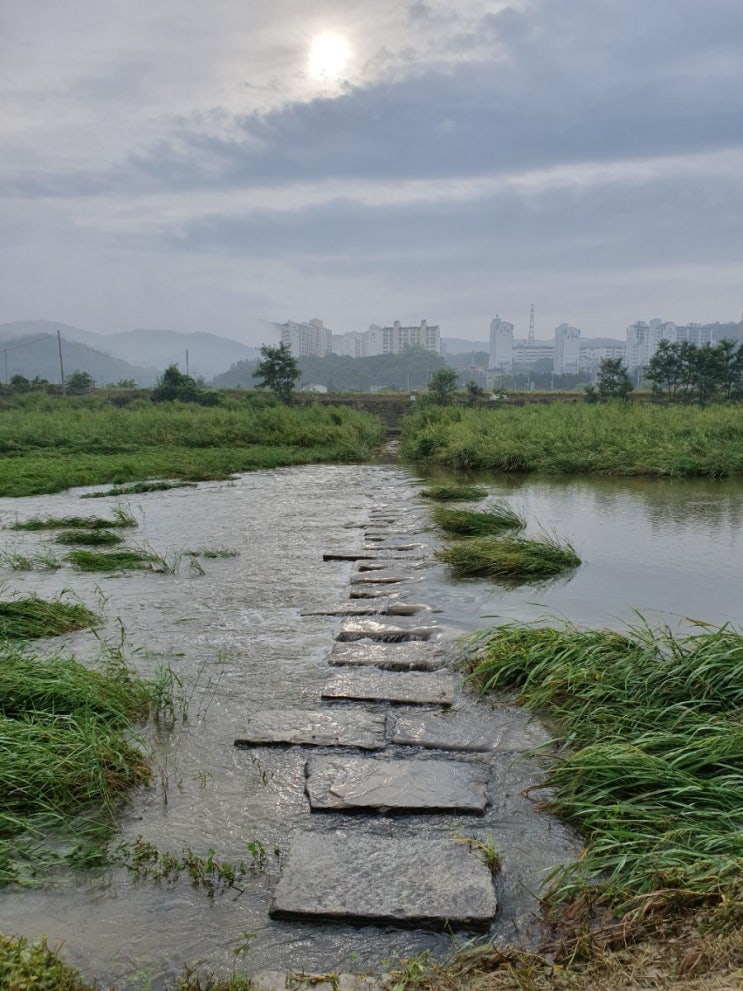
[0,321,268,386]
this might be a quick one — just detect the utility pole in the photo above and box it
[57,330,66,395]
[186,349,190,377]
[3,348,7,386]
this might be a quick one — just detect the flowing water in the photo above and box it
[0,464,741,988]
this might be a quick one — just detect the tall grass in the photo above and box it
[0,593,98,639]
[432,503,525,535]
[53,530,124,546]
[438,534,580,579]
[0,398,384,496]
[65,548,163,572]
[465,622,743,912]
[0,642,170,886]
[9,509,137,531]
[401,402,743,476]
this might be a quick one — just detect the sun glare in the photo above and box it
[309,31,351,81]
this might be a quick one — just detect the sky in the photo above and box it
[2,0,743,346]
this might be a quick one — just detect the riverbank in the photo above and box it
[0,395,384,496]
[400,402,743,477]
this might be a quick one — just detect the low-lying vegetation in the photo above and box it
[418,484,488,501]
[432,503,525,535]
[401,402,743,476]
[65,548,164,572]
[9,509,137,531]
[80,479,198,498]
[53,529,124,546]
[0,396,384,496]
[0,593,98,639]
[437,533,580,579]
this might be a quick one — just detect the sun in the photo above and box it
[309,31,351,81]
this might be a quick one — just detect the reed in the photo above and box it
[438,534,580,578]
[432,502,525,535]
[465,621,743,912]
[0,594,99,639]
[80,480,198,498]
[418,484,487,501]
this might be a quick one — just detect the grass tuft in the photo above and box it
[419,484,487,501]
[0,594,99,639]
[53,529,124,546]
[438,533,580,579]
[80,480,198,498]
[9,508,137,531]
[432,502,525,535]
[65,548,162,572]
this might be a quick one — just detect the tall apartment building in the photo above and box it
[625,319,676,371]
[676,323,712,347]
[330,321,441,357]
[280,318,332,358]
[553,323,581,373]
[488,315,514,371]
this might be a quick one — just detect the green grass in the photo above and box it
[53,529,124,546]
[9,508,137,531]
[418,484,488,501]
[432,502,525,535]
[465,621,743,914]
[0,594,99,639]
[401,402,743,477]
[80,479,198,498]
[0,397,384,496]
[0,641,170,886]
[65,548,163,572]
[437,533,580,579]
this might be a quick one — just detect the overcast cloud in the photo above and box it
[1,0,742,344]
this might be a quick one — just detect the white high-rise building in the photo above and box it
[553,324,581,373]
[280,318,332,358]
[489,315,514,371]
[625,319,676,371]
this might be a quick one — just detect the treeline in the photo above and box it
[646,339,743,404]
[212,347,450,392]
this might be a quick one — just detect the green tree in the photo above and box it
[428,367,458,405]
[597,357,634,400]
[151,364,200,402]
[66,370,95,394]
[646,340,684,402]
[465,380,485,406]
[252,342,300,405]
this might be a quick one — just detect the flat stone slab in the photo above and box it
[234,710,387,750]
[305,755,488,814]
[336,619,436,643]
[350,587,391,599]
[350,571,415,585]
[390,708,551,752]
[328,641,446,671]
[302,601,430,617]
[270,831,497,930]
[323,552,383,562]
[322,669,456,705]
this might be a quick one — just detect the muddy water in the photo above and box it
[0,465,741,988]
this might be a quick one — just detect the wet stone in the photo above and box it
[270,831,497,930]
[302,601,429,618]
[305,754,489,814]
[350,572,414,585]
[390,708,551,752]
[350,587,391,599]
[234,710,387,750]
[328,641,446,671]
[336,619,436,643]
[323,552,382,562]
[322,669,456,705]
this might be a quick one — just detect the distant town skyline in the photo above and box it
[2,1,742,344]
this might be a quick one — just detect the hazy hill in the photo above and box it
[0,320,267,383]
[0,329,158,386]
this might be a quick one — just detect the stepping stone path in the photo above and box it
[233,497,558,945]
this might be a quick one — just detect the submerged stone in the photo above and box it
[322,669,456,705]
[305,754,489,814]
[302,601,429,618]
[327,641,445,671]
[336,619,435,642]
[270,831,497,930]
[390,708,551,752]
[234,710,387,750]
[350,572,414,585]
